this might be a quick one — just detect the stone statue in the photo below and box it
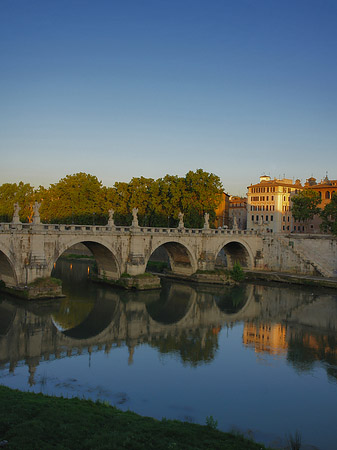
[12,203,21,224]
[132,207,139,227]
[178,211,184,229]
[204,212,209,229]
[32,201,41,225]
[233,216,238,230]
[108,209,115,227]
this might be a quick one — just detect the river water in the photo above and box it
[0,259,336,449]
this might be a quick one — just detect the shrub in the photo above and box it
[230,262,245,282]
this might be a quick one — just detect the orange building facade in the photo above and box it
[214,192,230,228]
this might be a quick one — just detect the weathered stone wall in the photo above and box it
[261,234,337,277]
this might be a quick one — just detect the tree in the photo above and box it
[320,192,337,235]
[0,182,35,222]
[291,189,321,223]
[40,173,108,224]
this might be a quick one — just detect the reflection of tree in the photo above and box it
[214,285,248,314]
[287,330,337,382]
[150,328,219,367]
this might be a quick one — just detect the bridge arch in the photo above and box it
[146,240,197,276]
[215,238,254,269]
[0,246,18,287]
[50,238,121,281]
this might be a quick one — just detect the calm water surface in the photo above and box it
[1,260,337,449]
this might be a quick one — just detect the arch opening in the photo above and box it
[146,242,195,276]
[216,241,251,269]
[0,250,17,287]
[52,241,120,282]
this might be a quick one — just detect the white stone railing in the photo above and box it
[0,222,258,236]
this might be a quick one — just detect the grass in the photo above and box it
[28,277,62,287]
[0,386,268,450]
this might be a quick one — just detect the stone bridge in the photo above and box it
[0,221,263,290]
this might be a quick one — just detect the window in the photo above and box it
[326,191,330,199]
[271,216,273,221]
[288,216,290,222]
[252,215,254,221]
[283,216,285,221]
[266,215,269,221]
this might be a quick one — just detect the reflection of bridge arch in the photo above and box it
[49,238,121,281]
[146,240,197,276]
[214,284,255,318]
[0,303,16,336]
[52,292,120,340]
[146,282,196,325]
[215,239,254,269]
[0,246,18,287]
[216,284,255,321]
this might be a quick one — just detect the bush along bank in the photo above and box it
[0,386,268,450]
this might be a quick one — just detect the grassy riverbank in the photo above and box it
[0,386,267,450]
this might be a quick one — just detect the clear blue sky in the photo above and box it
[1,0,336,195]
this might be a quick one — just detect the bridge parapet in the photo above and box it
[1,222,258,237]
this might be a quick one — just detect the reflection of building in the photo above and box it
[243,323,288,355]
[229,196,247,230]
[215,192,230,228]
[247,175,302,233]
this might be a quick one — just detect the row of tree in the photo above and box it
[0,170,224,228]
[291,189,337,235]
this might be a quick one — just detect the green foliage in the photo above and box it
[286,430,302,450]
[0,169,223,228]
[205,415,218,430]
[29,277,62,287]
[291,189,321,222]
[146,261,169,273]
[0,181,35,222]
[320,192,337,235]
[120,272,131,278]
[230,262,245,282]
[0,386,269,450]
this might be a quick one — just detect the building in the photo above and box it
[214,192,230,228]
[296,175,337,233]
[229,196,247,230]
[247,175,302,233]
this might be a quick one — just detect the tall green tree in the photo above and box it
[0,182,35,222]
[320,193,337,235]
[40,173,108,224]
[291,189,321,222]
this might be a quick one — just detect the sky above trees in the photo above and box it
[1,0,337,195]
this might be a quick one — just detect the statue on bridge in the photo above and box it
[132,208,139,228]
[233,216,238,230]
[32,202,41,225]
[178,212,184,229]
[12,203,21,224]
[108,209,115,227]
[203,212,209,229]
